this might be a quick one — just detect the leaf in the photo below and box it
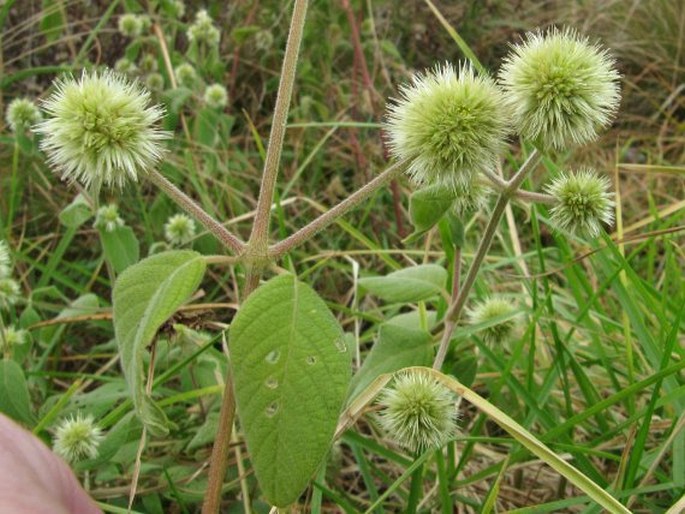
[99,226,140,273]
[193,107,221,147]
[348,323,433,402]
[0,360,33,425]
[359,264,447,303]
[40,0,65,43]
[409,185,456,233]
[59,193,92,228]
[230,274,350,507]
[113,250,206,436]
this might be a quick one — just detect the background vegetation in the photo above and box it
[1,0,683,512]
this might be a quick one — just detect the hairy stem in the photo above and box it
[247,0,309,255]
[432,150,541,369]
[269,159,407,258]
[148,170,245,255]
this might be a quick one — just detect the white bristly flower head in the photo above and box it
[94,203,125,232]
[0,240,11,279]
[545,169,614,238]
[386,63,510,190]
[0,326,28,353]
[499,27,621,150]
[469,297,518,344]
[53,412,104,463]
[35,70,169,193]
[203,83,228,109]
[5,98,42,132]
[378,370,458,453]
[164,213,196,245]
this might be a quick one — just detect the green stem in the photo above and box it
[6,140,19,236]
[148,169,245,255]
[406,459,424,514]
[432,150,541,370]
[269,159,407,259]
[247,0,309,256]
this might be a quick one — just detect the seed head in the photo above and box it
[94,204,125,232]
[499,27,620,150]
[5,98,41,132]
[378,371,458,453]
[469,297,518,344]
[546,169,614,238]
[0,278,20,311]
[187,9,220,47]
[164,213,196,245]
[118,13,144,38]
[35,70,169,193]
[0,240,11,279]
[53,413,104,463]
[175,63,198,89]
[386,63,510,189]
[203,83,228,109]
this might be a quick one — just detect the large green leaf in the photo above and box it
[113,251,206,436]
[230,274,350,507]
[0,359,33,425]
[359,264,447,303]
[348,323,433,402]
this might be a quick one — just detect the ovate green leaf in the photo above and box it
[113,251,206,436]
[409,185,456,233]
[230,274,350,507]
[359,264,447,303]
[0,360,33,425]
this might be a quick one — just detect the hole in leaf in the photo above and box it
[306,355,317,365]
[265,401,279,417]
[264,350,280,364]
[265,376,279,389]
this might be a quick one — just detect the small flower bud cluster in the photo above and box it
[94,204,125,233]
[53,412,104,463]
[469,297,518,344]
[5,98,41,132]
[0,240,20,312]
[187,9,220,47]
[203,83,228,109]
[164,213,196,245]
[378,371,458,453]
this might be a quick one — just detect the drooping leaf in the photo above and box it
[0,359,34,425]
[230,274,350,507]
[113,250,206,436]
[359,264,447,303]
[348,323,433,402]
[59,193,92,228]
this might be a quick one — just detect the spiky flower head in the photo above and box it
[114,57,138,76]
[145,73,165,92]
[203,83,228,109]
[0,240,11,279]
[164,213,196,245]
[53,412,104,463]
[0,278,20,311]
[5,98,42,132]
[469,297,518,344]
[175,63,198,89]
[187,9,220,47]
[94,203,125,232]
[499,27,621,150]
[377,370,458,453]
[545,169,614,238]
[451,176,490,216]
[118,13,144,38]
[0,326,28,353]
[386,63,510,190]
[35,70,169,193]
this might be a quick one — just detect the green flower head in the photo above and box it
[145,72,165,92]
[469,297,518,344]
[140,54,158,73]
[94,203,124,232]
[546,169,614,238]
[187,9,220,47]
[452,176,490,217]
[118,13,144,38]
[0,277,21,311]
[378,370,458,453]
[164,213,196,245]
[499,27,621,150]
[53,412,104,463]
[203,83,228,109]
[0,326,28,353]
[0,240,11,279]
[35,70,169,193]
[175,63,198,89]
[5,98,41,132]
[386,63,510,190]
[114,57,138,76]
